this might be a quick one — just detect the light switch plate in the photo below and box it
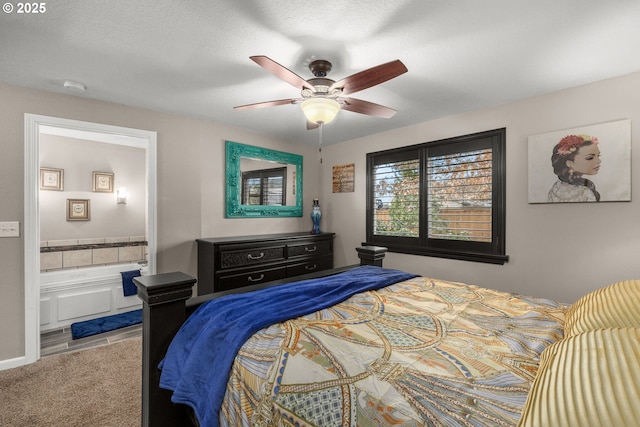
[0,221,20,237]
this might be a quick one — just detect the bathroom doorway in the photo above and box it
[24,114,157,364]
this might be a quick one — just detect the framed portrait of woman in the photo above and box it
[528,119,631,203]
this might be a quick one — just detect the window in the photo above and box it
[241,167,286,205]
[366,128,507,264]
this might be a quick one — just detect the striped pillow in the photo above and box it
[518,328,640,427]
[564,279,640,337]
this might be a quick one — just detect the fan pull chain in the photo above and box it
[318,123,323,164]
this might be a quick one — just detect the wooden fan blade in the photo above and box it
[330,60,407,95]
[341,97,397,118]
[250,56,315,91]
[234,98,300,110]
[307,120,320,130]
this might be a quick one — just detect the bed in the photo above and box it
[134,246,640,427]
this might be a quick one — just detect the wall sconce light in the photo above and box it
[117,187,128,204]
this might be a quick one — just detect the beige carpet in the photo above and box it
[0,337,141,427]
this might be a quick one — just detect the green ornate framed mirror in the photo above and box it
[225,140,303,217]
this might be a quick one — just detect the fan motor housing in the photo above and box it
[308,77,335,90]
[309,59,332,77]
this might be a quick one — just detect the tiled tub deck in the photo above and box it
[40,236,147,271]
[39,236,148,332]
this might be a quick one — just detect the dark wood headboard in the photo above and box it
[133,245,387,427]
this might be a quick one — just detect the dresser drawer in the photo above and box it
[217,266,287,292]
[220,245,285,269]
[287,255,333,277]
[287,239,332,258]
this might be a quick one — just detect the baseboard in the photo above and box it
[0,355,28,371]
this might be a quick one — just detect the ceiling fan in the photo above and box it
[234,56,408,129]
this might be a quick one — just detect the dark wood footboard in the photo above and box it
[133,245,387,427]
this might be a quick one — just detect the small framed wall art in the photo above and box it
[67,199,90,221]
[332,163,355,193]
[92,171,114,193]
[40,167,64,191]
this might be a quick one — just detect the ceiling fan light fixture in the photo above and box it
[301,98,340,125]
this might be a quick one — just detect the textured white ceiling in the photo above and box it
[2,0,639,146]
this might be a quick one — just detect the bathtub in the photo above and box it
[40,263,148,332]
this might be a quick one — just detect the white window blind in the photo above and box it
[427,148,492,242]
[372,158,420,237]
[263,176,284,205]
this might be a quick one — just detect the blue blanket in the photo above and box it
[159,265,417,427]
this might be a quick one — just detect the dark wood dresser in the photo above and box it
[196,232,335,295]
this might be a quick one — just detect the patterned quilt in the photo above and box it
[220,277,565,427]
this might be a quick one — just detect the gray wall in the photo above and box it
[0,82,319,362]
[321,71,640,305]
[1,71,639,364]
[39,134,146,241]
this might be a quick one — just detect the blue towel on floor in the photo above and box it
[121,269,141,296]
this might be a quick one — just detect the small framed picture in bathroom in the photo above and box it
[92,171,114,193]
[40,167,64,191]
[67,199,90,221]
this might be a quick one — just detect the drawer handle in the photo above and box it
[305,264,317,271]
[248,274,265,282]
[247,252,265,260]
[305,246,317,253]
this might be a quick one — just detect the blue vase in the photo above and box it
[310,198,322,234]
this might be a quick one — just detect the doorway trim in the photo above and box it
[24,114,157,364]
